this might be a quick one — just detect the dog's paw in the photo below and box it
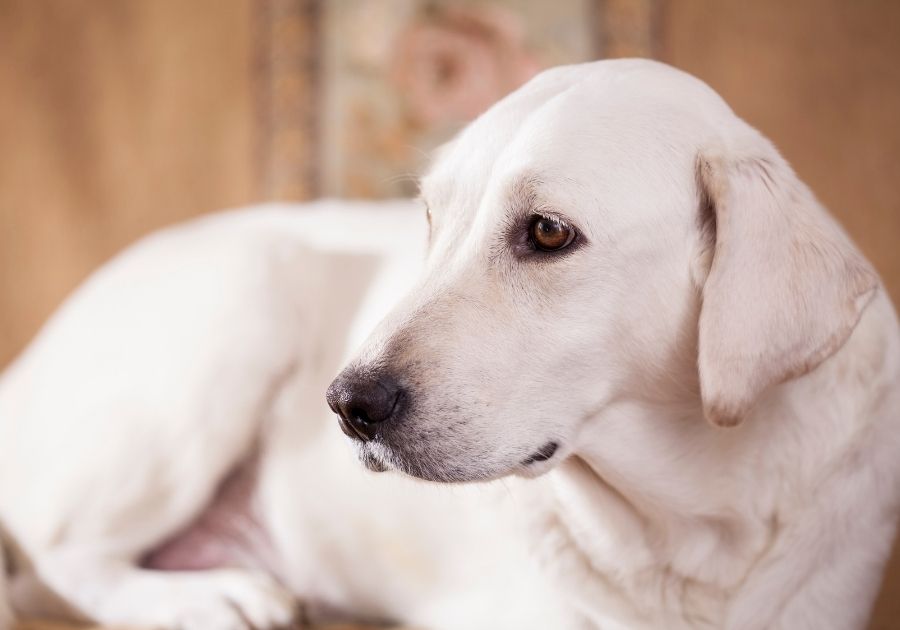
[142,569,298,630]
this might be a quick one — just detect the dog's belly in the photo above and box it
[141,459,274,572]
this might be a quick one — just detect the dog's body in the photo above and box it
[0,201,572,629]
[0,60,898,630]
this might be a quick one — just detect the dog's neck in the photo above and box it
[541,397,793,627]
[556,397,773,561]
[543,297,900,627]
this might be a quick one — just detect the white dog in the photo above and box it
[0,60,898,630]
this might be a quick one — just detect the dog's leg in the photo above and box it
[16,385,303,628]
[5,357,306,627]
[18,548,297,629]
[10,453,302,629]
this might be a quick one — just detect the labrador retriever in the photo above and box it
[1,60,898,630]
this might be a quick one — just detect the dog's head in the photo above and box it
[326,60,877,483]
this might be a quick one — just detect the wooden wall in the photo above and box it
[0,0,259,366]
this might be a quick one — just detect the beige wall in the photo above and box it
[660,2,900,627]
[0,0,258,366]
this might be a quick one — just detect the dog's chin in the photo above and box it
[357,445,389,473]
[353,438,561,484]
[353,440,495,483]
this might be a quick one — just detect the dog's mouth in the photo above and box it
[352,438,483,483]
[353,436,563,482]
[521,441,559,466]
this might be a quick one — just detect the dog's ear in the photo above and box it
[695,131,878,427]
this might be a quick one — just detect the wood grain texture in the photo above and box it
[14,621,395,630]
[16,622,126,630]
[0,0,260,366]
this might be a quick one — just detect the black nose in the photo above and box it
[325,370,403,442]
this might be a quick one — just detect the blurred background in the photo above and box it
[1,1,898,627]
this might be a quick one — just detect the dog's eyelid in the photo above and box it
[526,209,583,238]
[532,211,571,227]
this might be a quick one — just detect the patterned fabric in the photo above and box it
[312,0,658,198]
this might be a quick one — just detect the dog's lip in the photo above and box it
[337,414,369,442]
[521,441,559,466]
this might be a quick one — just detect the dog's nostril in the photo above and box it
[348,406,371,425]
[325,370,404,442]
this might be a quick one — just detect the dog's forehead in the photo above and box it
[421,59,733,213]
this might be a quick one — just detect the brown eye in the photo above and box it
[529,216,575,252]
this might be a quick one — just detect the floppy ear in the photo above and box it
[695,131,878,427]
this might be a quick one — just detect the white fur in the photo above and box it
[0,60,898,630]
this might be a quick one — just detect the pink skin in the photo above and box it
[142,459,275,573]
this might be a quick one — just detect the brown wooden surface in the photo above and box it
[0,0,261,367]
[14,621,395,630]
